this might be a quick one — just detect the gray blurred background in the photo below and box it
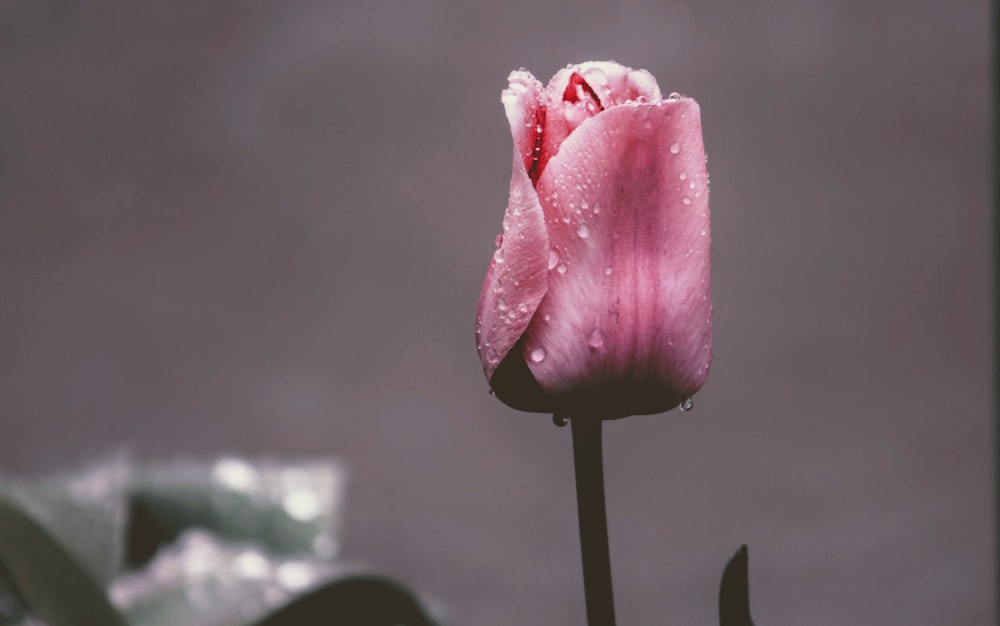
[0,1,991,624]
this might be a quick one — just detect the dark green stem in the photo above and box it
[569,417,616,626]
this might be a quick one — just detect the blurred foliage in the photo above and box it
[0,455,443,626]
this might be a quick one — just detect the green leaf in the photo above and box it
[0,496,128,626]
[719,544,756,626]
[128,457,346,566]
[112,531,443,626]
[253,575,444,626]
[5,453,132,586]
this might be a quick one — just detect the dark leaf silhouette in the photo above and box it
[719,544,755,626]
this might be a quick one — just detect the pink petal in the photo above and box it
[500,70,548,184]
[475,73,551,397]
[522,98,712,418]
[539,62,664,190]
[547,61,662,108]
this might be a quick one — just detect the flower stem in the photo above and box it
[569,417,616,626]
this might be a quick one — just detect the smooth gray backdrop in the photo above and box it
[0,1,991,624]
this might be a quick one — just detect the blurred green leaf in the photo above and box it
[0,455,442,626]
[3,453,132,586]
[112,531,444,626]
[128,457,346,566]
[0,496,128,626]
[254,575,443,626]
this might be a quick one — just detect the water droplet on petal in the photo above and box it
[556,263,568,275]
[517,302,528,313]
[689,180,696,189]
[548,249,560,270]
[497,297,507,311]
[700,229,707,236]
[488,388,496,396]
[667,91,681,101]
[577,223,589,239]
[680,397,694,411]
[530,347,546,362]
[493,248,504,262]
[588,329,605,348]
[604,266,613,276]
[670,142,680,154]
[544,313,551,321]
[592,201,601,214]
[682,196,692,205]
[679,172,687,180]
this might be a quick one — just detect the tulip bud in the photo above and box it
[476,61,712,419]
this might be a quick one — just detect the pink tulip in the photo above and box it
[476,61,712,419]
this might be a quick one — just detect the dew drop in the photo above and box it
[556,263,568,274]
[682,197,692,205]
[700,229,707,236]
[583,66,607,85]
[493,248,504,262]
[497,297,507,311]
[592,201,601,214]
[548,249,560,270]
[689,180,696,189]
[486,347,499,364]
[577,223,590,239]
[588,329,605,349]
[562,214,571,224]
[543,313,551,321]
[507,309,517,319]
[667,91,681,101]
[669,142,680,154]
[488,388,496,396]
[680,397,694,412]
[604,266,613,276]
[517,302,528,313]
[679,172,687,180]
[530,347,546,362]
